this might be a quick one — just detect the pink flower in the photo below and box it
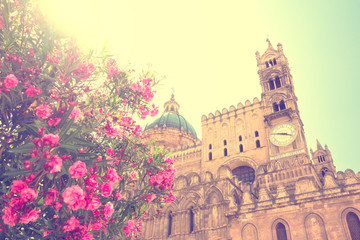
[116,192,122,201]
[62,185,86,210]
[48,117,61,126]
[150,105,159,117]
[0,16,3,29]
[69,161,87,179]
[129,172,137,181]
[25,85,42,97]
[47,154,62,173]
[63,216,80,232]
[4,74,18,88]
[35,102,52,119]
[55,201,62,211]
[86,195,101,210]
[165,158,173,164]
[2,207,17,226]
[44,188,57,206]
[104,121,122,137]
[103,202,114,219]
[10,197,24,209]
[106,58,119,79]
[69,107,83,122]
[133,125,142,138]
[106,168,119,183]
[11,180,28,194]
[73,61,95,80]
[123,220,136,237]
[146,193,156,204]
[164,191,176,204]
[85,175,98,190]
[90,220,102,230]
[42,134,60,147]
[147,157,153,164]
[81,234,93,240]
[20,187,38,203]
[18,208,40,224]
[100,183,112,197]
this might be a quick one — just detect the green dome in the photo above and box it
[145,112,197,139]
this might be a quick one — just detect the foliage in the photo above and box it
[0,0,174,239]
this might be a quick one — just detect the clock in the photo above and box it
[269,122,297,146]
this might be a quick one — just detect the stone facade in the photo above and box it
[142,41,360,240]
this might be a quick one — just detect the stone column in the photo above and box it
[160,213,166,238]
[149,217,154,239]
[143,219,149,239]
[193,207,200,232]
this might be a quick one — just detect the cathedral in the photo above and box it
[141,41,360,240]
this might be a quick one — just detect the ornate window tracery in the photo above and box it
[232,166,255,183]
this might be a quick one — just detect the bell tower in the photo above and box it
[256,40,309,162]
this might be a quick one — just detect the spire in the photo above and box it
[164,93,180,113]
[266,37,274,49]
[316,139,323,150]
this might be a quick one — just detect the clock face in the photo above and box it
[269,122,297,146]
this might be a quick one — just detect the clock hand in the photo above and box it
[271,133,293,136]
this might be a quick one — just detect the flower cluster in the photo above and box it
[2,180,39,226]
[0,1,174,239]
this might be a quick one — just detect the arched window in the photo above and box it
[347,212,360,239]
[170,106,174,111]
[275,76,281,88]
[269,60,273,66]
[256,140,261,148]
[224,148,228,157]
[209,152,212,160]
[269,80,275,90]
[224,140,227,146]
[239,135,242,141]
[232,166,255,183]
[189,207,194,233]
[321,167,329,177]
[239,144,243,152]
[318,155,325,163]
[266,62,269,68]
[279,100,286,110]
[168,212,173,237]
[276,222,288,240]
[255,131,259,137]
[273,102,279,112]
[166,106,169,111]
[209,144,212,150]
[273,58,277,65]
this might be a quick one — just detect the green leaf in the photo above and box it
[3,169,31,177]
[7,142,33,153]
[62,126,81,143]
[59,118,75,140]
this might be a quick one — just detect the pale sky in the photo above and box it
[39,0,360,172]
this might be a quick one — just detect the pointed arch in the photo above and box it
[181,192,201,209]
[205,186,224,204]
[242,223,258,240]
[342,207,360,240]
[269,79,275,90]
[272,218,291,240]
[273,102,279,112]
[275,76,281,88]
[279,100,286,110]
[304,213,328,240]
